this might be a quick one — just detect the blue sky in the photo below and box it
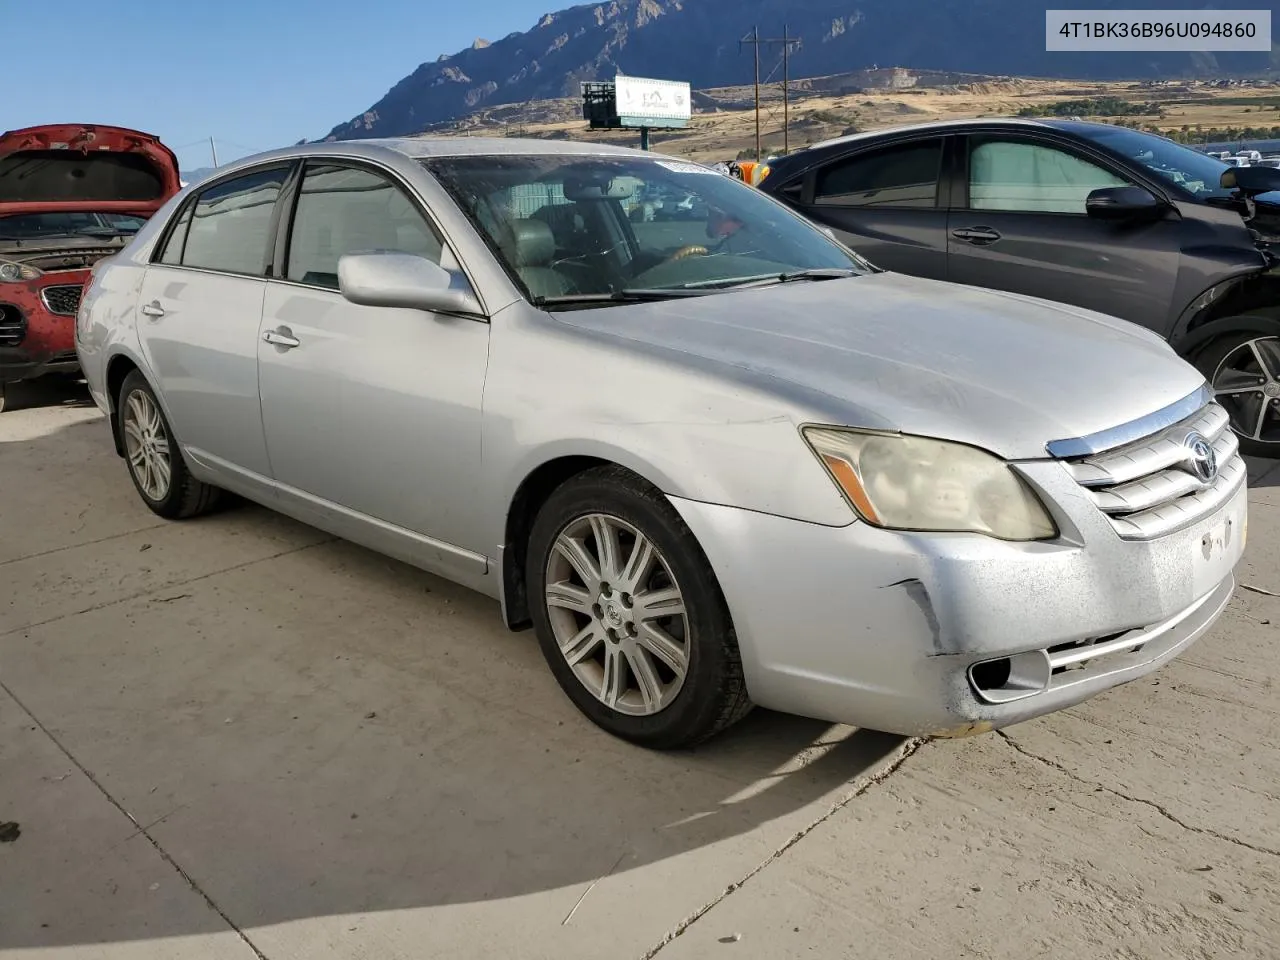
[10,0,554,171]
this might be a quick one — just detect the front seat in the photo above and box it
[501,219,575,300]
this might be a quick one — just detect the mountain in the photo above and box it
[326,0,1280,140]
[179,166,217,185]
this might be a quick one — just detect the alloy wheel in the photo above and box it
[1212,336,1280,445]
[543,512,690,717]
[122,389,172,501]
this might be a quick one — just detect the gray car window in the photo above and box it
[426,154,863,300]
[813,139,943,208]
[156,203,192,265]
[968,139,1128,214]
[287,164,444,290]
[181,167,288,276]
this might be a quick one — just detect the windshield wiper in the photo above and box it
[696,267,865,289]
[532,288,715,308]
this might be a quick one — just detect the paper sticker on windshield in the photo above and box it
[654,160,718,175]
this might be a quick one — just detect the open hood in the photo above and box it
[0,124,181,218]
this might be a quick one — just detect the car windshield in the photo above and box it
[424,154,869,302]
[1072,125,1233,200]
[0,211,145,241]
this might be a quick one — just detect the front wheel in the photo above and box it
[117,370,223,518]
[1195,332,1280,458]
[526,466,751,748]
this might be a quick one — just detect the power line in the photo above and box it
[739,24,801,158]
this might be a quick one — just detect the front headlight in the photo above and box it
[0,259,42,283]
[802,427,1057,541]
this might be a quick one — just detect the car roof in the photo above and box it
[360,136,650,159]
[185,135,672,186]
[801,117,1054,153]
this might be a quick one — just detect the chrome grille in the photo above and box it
[1062,401,1246,540]
[40,284,83,317]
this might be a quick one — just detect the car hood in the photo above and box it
[553,272,1205,460]
[0,124,181,218]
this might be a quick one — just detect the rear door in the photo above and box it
[779,135,951,278]
[135,163,293,483]
[946,132,1181,328]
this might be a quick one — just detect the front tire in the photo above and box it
[526,466,751,748]
[1194,331,1280,458]
[117,370,222,519]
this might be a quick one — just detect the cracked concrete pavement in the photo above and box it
[2,377,1278,959]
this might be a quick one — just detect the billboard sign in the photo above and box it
[615,75,691,128]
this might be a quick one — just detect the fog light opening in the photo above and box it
[968,650,1052,704]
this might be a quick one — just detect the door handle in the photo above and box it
[262,328,301,349]
[140,301,165,318]
[952,226,1002,245]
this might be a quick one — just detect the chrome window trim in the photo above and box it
[1045,383,1215,458]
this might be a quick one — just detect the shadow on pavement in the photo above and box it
[1,375,94,413]
[0,413,908,951]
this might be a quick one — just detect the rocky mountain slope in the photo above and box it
[326,0,1280,140]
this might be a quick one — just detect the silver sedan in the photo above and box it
[75,138,1247,747]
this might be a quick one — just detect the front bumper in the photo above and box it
[0,272,86,382]
[669,465,1247,738]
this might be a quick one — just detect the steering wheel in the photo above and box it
[665,244,709,264]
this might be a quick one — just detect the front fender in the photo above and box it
[1177,314,1280,359]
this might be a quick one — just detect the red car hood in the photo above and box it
[0,123,181,218]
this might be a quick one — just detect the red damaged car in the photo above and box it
[0,124,181,411]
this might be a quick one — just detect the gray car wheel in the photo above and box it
[527,465,752,748]
[1198,332,1280,458]
[117,370,223,519]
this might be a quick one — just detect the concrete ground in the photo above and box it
[2,376,1278,960]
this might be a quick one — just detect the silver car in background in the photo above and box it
[76,138,1247,748]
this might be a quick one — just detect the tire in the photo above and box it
[117,370,222,519]
[1193,330,1280,459]
[0,382,7,414]
[526,465,752,749]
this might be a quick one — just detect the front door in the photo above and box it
[946,133,1182,329]
[134,164,293,480]
[256,161,490,571]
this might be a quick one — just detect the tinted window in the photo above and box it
[813,140,943,207]
[156,203,193,265]
[181,167,288,276]
[968,139,1129,214]
[286,164,443,289]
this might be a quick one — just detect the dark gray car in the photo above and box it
[760,118,1280,456]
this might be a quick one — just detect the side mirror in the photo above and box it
[337,252,482,316]
[1086,185,1166,221]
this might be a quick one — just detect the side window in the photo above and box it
[181,167,289,276]
[968,139,1129,214]
[286,164,444,290]
[813,139,943,208]
[155,202,193,265]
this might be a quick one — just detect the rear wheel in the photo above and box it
[117,370,222,518]
[1196,331,1280,458]
[526,466,751,748]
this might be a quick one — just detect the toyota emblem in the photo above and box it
[1184,432,1218,484]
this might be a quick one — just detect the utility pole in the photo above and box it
[739,25,801,160]
[209,136,219,168]
[782,23,793,155]
[739,26,762,161]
